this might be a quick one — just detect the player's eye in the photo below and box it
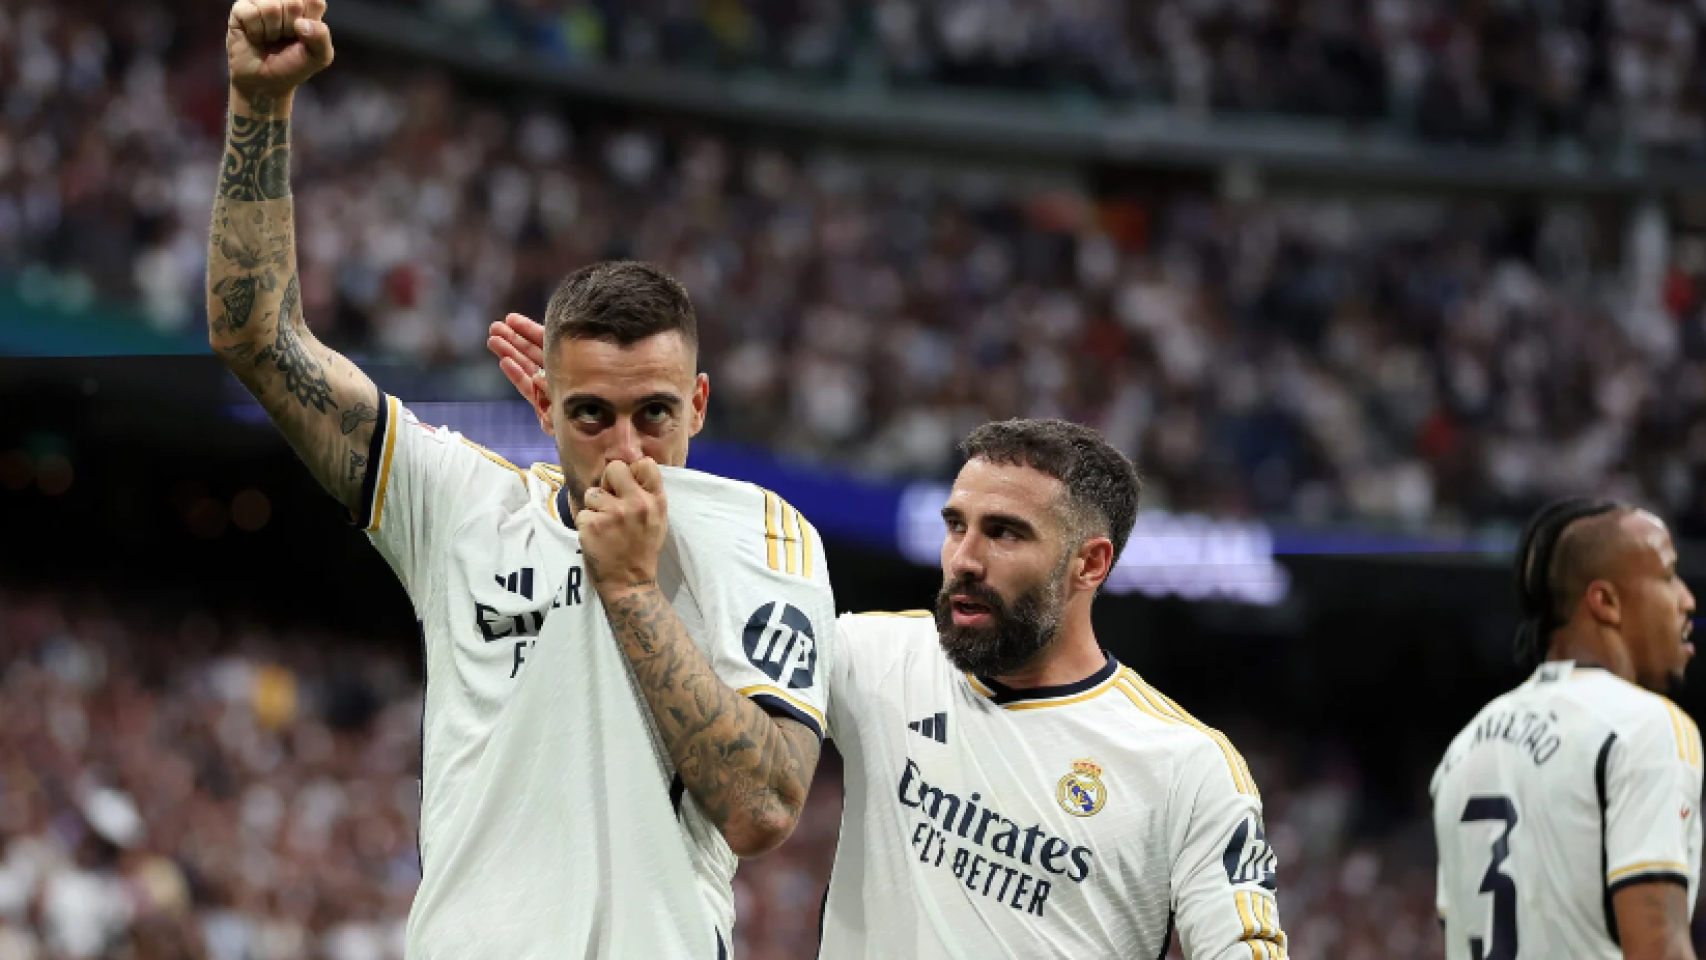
[642,403,672,424]
[571,403,604,422]
[943,518,966,534]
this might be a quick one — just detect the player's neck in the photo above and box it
[1547,627,1636,683]
[992,608,1106,690]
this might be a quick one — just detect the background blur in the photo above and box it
[4,0,1706,957]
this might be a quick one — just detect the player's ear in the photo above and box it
[533,374,556,438]
[1584,579,1622,627]
[689,372,710,437]
[1074,537,1115,594]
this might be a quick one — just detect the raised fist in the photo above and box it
[227,0,335,106]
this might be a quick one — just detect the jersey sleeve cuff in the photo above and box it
[351,392,396,532]
[740,686,824,742]
[1607,867,1690,896]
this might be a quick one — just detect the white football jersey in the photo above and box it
[819,612,1287,960]
[1431,661,1704,960]
[355,395,835,959]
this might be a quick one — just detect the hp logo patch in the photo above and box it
[1222,815,1278,891]
[742,603,817,690]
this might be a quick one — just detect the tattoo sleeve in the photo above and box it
[601,584,821,855]
[207,91,381,512]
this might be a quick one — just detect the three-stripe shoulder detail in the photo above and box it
[760,488,816,579]
[1116,669,1259,796]
[1659,699,1701,769]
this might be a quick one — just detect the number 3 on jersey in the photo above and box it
[1460,795,1519,960]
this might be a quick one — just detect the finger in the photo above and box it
[258,0,286,41]
[297,18,334,66]
[602,460,637,496]
[283,0,306,26]
[504,313,547,366]
[232,0,266,42]
[490,335,542,386]
[630,458,663,494]
[496,356,537,405]
[506,312,546,341]
[306,0,329,19]
[493,322,544,377]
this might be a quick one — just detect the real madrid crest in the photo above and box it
[1056,759,1107,817]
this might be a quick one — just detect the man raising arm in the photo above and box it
[207,0,372,507]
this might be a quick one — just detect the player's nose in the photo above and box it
[606,420,643,463]
[945,533,986,581]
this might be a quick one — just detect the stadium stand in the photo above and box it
[370,0,1706,153]
[5,1,1706,532]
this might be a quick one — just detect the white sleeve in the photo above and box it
[356,394,519,605]
[1604,700,1705,894]
[1170,737,1288,960]
[1428,758,1452,926]
[672,478,836,741]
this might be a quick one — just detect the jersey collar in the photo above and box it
[969,653,1121,708]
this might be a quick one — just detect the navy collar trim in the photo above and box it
[975,653,1119,706]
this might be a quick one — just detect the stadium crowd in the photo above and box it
[387,0,1706,151]
[0,586,1450,960]
[7,0,1706,535]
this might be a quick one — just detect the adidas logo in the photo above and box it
[908,712,948,744]
[495,567,536,600]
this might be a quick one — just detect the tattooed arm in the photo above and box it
[581,461,820,858]
[209,0,377,509]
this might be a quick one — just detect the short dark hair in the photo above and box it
[958,419,1143,566]
[543,261,698,357]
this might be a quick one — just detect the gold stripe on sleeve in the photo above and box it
[736,685,826,730]
[1674,703,1702,767]
[1115,677,1182,727]
[365,395,402,533]
[1260,894,1278,940]
[1151,683,1259,797]
[784,505,801,575]
[1235,892,1257,944]
[1608,860,1691,882]
[1127,672,1256,795]
[800,515,815,579]
[763,490,781,572]
[459,438,528,481]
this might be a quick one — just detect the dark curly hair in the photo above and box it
[959,419,1143,567]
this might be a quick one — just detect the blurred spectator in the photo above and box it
[379,0,1706,155]
[6,0,1706,536]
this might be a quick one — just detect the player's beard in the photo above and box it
[932,555,1070,678]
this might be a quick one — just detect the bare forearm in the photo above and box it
[1615,881,1697,960]
[207,87,378,509]
[601,582,818,855]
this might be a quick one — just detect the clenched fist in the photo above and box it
[227,0,335,108]
[577,459,669,595]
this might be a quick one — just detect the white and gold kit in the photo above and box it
[819,612,1287,959]
[356,396,835,959]
[1433,661,1703,960]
